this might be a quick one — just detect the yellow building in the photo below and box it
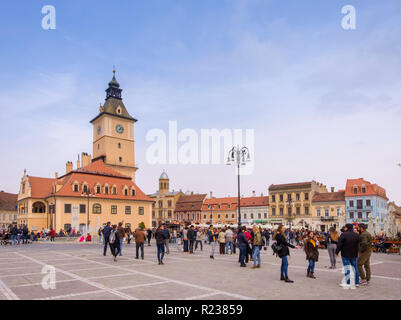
[0,191,18,230]
[16,71,153,232]
[268,181,328,228]
[148,171,183,227]
[311,189,345,232]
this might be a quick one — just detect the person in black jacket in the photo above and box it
[11,225,18,245]
[335,223,360,288]
[237,226,249,267]
[187,225,195,254]
[155,225,168,264]
[273,224,296,283]
[101,222,112,256]
[109,225,120,262]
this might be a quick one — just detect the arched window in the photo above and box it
[104,184,109,194]
[95,183,101,194]
[93,203,102,214]
[32,202,46,213]
[118,143,121,149]
[131,188,136,196]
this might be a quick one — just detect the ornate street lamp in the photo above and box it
[226,146,251,229]
[286,195,293,230]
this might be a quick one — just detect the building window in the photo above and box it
[132,189,136,196]
[272,195,276,202]
[139,207,144,215]
[218,214,221,219]
[357,200,363,209]
[258,213,261,219]
[210,214,212,219]
[296,207,300,215]
[124,189,128,196]
[105,186,109,194]
[362,187,366,193]
[83,185,88,193]
[168,210,172,218]
[79,204,86,214]
[96,186,101,194]
[232,214,235,218]
[350,212,354,219]
[316,209,321,217]
[93,203,102,214]
[366,200,371,207]
[125,206,131,215]
[119,157,122,162]
[358,212,363,219]
[226,214,228,219]
[111,205,117,214]
[118,143,121,149]
[304,193,309,201]
[296,193,300,201]
[305,207,309,215]
[228,204,231,209]
[73,184,79,192]
[349,200,354,207]
[112,187,117,195]
[264,213,267,218]
[353,187,358,194]
[287,194,292,201]
[279,208,283,215]
[64,204,71,214]
[152,211,155,218]
[325,209,329,217]
[272,208,276,216]
[279,194,283,202]
[244,214,247,219]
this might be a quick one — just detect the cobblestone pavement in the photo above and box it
[0,241,400,300]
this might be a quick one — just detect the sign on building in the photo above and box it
[72,205,79,231]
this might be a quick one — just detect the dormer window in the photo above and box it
[105,186,109,194]
[361,185,366,193]
[83,184,88,193]
[96,186,101,194]
[73,184,79,192]
[124,189,128,196]
[112,187,117,195]
[353,187,358,194]
[131,189,136,196]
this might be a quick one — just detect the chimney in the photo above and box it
[81,152,92,167]
[77,154,81,169]
[66,161,73,174]
[210,191,213,199]
[252,190,256,197]
[55,172,58,179]
[331,187,335,193]
[261,192,264,197]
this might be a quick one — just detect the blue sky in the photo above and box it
[1,0,401,202]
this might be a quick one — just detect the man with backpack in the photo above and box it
[22,225,29,244]
[101,222,112,256]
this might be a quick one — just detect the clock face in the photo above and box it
[97,125,101,135]
[115,124,124,134]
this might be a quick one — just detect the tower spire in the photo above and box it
[106,66,122,100]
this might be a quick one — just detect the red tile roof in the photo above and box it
[175,194,207,212]
[269,182,313,191]
[202,197,238,211]
[28,176,56,198]
[25,159,153,202]
[312,191,345,203]
[240,196,269,207]
[0,191,17,211]
[345,178,388,199]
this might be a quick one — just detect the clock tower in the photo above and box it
[90,69,138,180]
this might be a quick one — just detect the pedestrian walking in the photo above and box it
[98,226,103,245]
[155,225,168,265]
[109,225,120,262]
[146,228,152,246]
[183,226,189,253]
[195,228,203,251]
[208,225,217,259]
[163,226,170,254]
[273,224,296,283]
[251,226,262,269]
[50,228,56,242]
[326,227,339,269]
[188,225,195,254]
[357,223,372,286]
[225,227,234,254]
[22,225,29,244]
[117,222,125,256]
[134,226,146,259]
[218,228,226,254]
[238,226,248,267]
[101,222,112,256]
[335,223,360,289]
[304,231,319,278]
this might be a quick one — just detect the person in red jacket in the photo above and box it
[86,233,92,242]
[50,229,56,242]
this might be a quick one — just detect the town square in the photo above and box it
[1,0,401,307]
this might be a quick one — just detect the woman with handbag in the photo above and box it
[273,224,296,283]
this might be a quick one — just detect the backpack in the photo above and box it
[271,242,282,256]
[109,230,116,244]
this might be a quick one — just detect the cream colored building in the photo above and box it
[311,189,345,232]
[17,71,153,232]
[268,181,328,228]
[148,171,183,227]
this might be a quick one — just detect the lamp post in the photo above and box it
[226,146,251,229]
[81,187,93,233]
